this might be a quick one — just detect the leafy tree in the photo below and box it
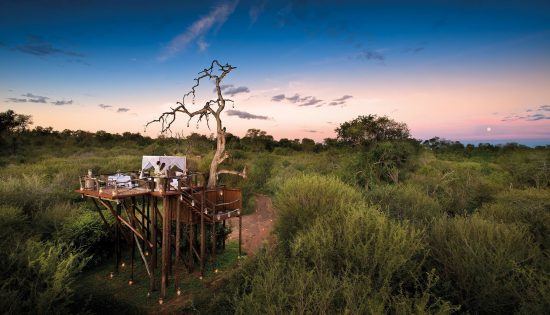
[336,114,410,146]
[0,110,32,135]
[0,110,32,153]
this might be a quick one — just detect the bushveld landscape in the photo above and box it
[1,1,550,314]
[0,109,548,314]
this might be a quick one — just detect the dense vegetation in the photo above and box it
[0,109,548,314]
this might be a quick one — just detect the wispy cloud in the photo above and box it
[158,1,238,60]
[329,95,353,106]
[117,107,130,113]
[219,84,250,97]
[249,0,268,25]
[357,49,385,63]
[14,35,84,58]
[226,109,269,120]
[271,93,323,106]
[6,93,49,103]
[51,100,73,106]
[98,104,112,109]
[502,105,550,121]
[6,97,27,103]
[402,45,426,54]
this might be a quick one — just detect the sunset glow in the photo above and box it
[1,1,549,145]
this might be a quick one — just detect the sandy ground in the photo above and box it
[227,194,276,255]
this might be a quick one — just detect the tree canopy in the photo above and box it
[336,114,410,146]
[0,110,32,135]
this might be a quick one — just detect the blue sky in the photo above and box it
[1,0,549,143]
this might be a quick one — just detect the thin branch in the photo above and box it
[145,60,235,133]
[217,166,247,179]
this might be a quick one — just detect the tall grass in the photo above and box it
[223,174,457,314]
[429,215,545,313]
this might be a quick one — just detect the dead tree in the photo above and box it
[146,60,246,188]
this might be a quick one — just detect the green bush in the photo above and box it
[479,188,550,251]
[56,210,113,266]
[498,150,549,188]
[0,205,28,239]
[225,174,455,314]
[273,174,363,251]
[429,215,544,313]
[411,160,507,215]
[366,183,443,224]
[0,239,88,314]
[0,174,64,215]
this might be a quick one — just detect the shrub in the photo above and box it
[429,215,543,313]
[411,160,507,215]
[56,210,113,266]
[366,183,443,224]
[0,174,64,215]
[273,174,363,251]
[0,205,28,239]
[0,239,88,314]
[225,175,455,314]
[479,188,550,251]
[498,150,549,188]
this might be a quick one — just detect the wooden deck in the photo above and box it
[76,187,151,200]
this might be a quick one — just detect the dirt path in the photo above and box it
[228,194,276,255]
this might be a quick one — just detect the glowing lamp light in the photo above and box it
[147,292,151,298]
[144,251,149,256]
[177,289,182,296]
[128,280,134,286]
[191,200,195,207]
[199,276,203,280]
[158,298,164,305]
[214,269,219,274]
[109,272,114,279]
[121,262,125,268]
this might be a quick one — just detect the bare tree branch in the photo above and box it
[146,60,245,188]
[217,166,247,179]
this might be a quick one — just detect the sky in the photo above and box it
[1,0,549,145]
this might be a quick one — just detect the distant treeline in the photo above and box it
[0,110,547,161]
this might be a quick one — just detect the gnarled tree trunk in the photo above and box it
[147,60,246,189]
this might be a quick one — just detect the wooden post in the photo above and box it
[115,202,121,274]
[188,214,194,272]
[200,190,205,277]
[150,197,157,293]
[141,195,146,251]
[175,195,181,291]
[211,222,217,263]
[146,196,151,245]
[222,220,226,250]
[161,195,171,299]
[130,198,136,283]
[239,212,242,258]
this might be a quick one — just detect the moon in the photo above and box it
[486,127,492,132]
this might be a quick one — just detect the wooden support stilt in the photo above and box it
[188,215,194,272]
[161,195,171,299]
[115,203,121,274]
[211,222,217,264]
[238,212,242,258]
[175,195,181,291]
[200,190,206,277]
[150,198,157,292]
[130,197,136,283]
[222,220,226,251]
